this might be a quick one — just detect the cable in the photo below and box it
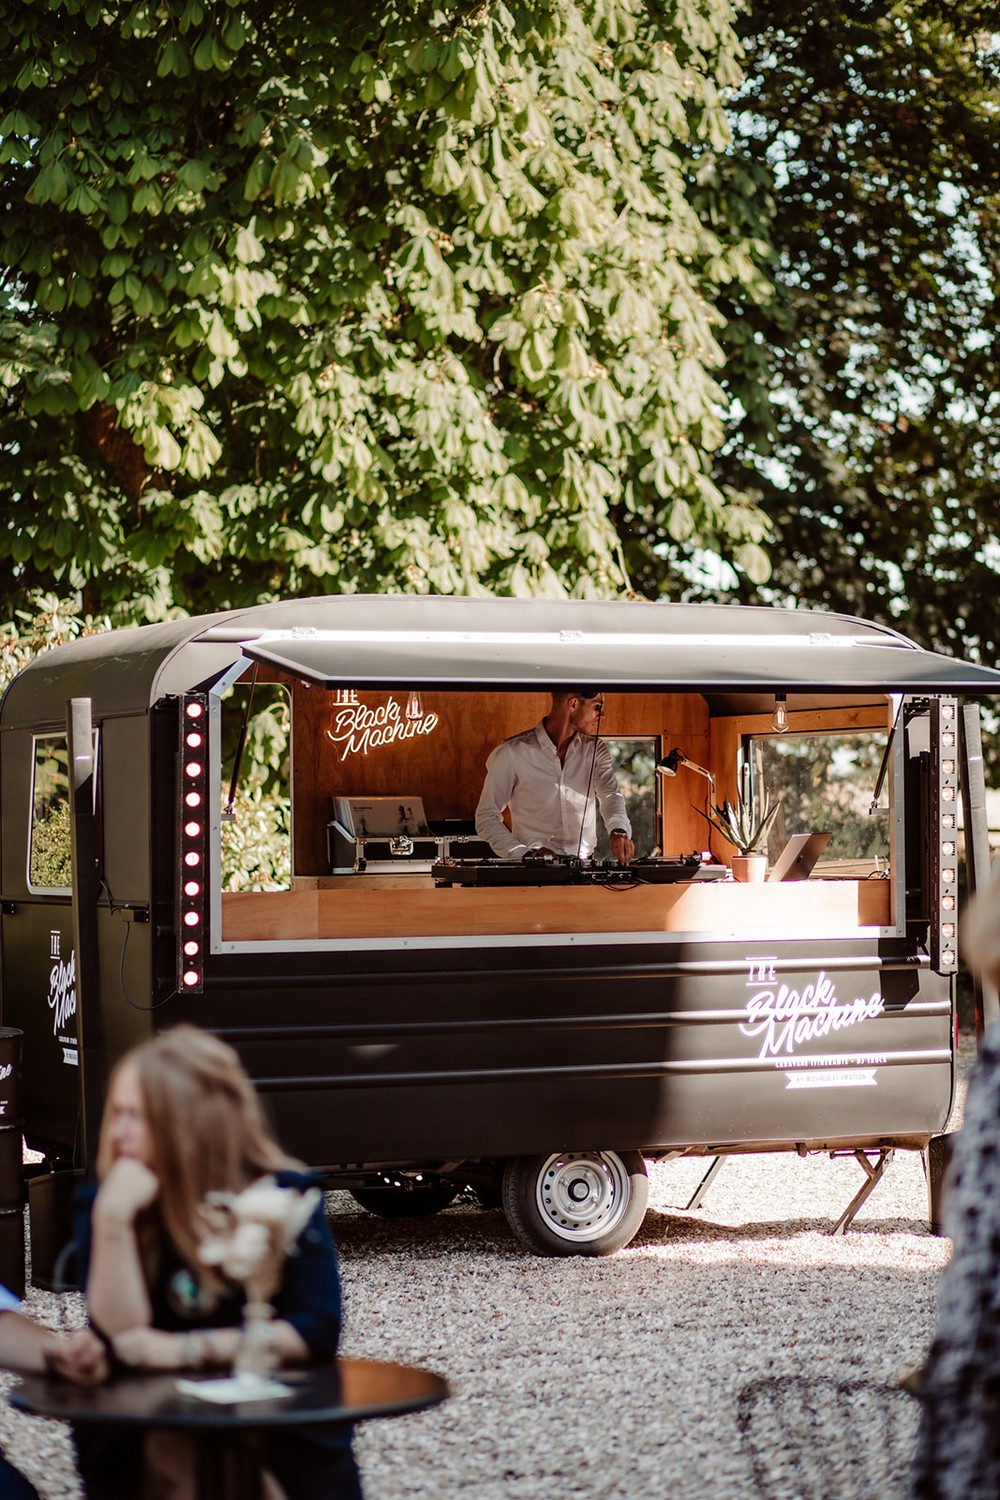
[116,917,176,1012]
[575,699,604,861]
[100,876,175,1012]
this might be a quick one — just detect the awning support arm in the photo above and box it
[223,662,259,822]
[869,695,907,815]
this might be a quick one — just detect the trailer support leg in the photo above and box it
[829,1149,893,1236]
[683,1155,725,1212]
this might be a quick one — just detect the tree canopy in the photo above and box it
[0,0,774,626]
[4,0,997,663]
[703,0,1000,664]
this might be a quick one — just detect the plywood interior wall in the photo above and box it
[286,682,713,874]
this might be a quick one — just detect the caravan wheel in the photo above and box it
[502,1150,648,1257]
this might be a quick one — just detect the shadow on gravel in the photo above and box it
[331,1204,519,1258]
[330,1201,935,1263]
[634,1209,934,1246]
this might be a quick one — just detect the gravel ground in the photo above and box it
[0,1042,975,1500]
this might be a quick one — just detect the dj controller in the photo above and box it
[431,855,728,887]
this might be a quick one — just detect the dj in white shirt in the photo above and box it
[475,689,634,864]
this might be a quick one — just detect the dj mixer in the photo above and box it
[431,856,728,887]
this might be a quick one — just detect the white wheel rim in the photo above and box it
[534,1152,631,1244]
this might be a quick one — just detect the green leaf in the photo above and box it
[176,160,218,192]
[133,181,163,214]
[156,37,191,77]
[222,14,247,50]
[0,109,41,136]
[733,542,771,585]
[520,329,552,380]
[26,159,71,206]
[105,187,129,224]
[233,223,264,263]
[243,153,271,202]
[667,498,695,542]
[271,160,301,206]
[193,33,219,71]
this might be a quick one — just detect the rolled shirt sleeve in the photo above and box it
[594,740,631,840]
[475,743,529,859]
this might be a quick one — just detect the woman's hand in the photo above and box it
[113,1327,187,1371]
[94,1157,160,1228]
[87,1160,159,1334]
[42,1330,109,1386]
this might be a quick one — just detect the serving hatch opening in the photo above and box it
[207,673,898,949]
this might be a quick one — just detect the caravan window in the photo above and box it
[29,735,72,892]
[747,729,891,872]
[592,736,659,862]
[218,681,292,892]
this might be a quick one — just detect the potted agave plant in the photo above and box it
[696,763,783,883]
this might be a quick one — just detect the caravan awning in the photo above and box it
[7,598,1000,727]
[213,604,1000,694]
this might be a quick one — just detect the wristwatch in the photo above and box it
[611,829,629,838]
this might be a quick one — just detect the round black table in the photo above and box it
[9,1356,449,1499]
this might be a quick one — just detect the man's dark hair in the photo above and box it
[550,687,602,705]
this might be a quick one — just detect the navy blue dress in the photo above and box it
[0,1457,39,1500]
[72,1171,363,1500]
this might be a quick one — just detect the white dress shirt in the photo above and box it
[475,722,632,860]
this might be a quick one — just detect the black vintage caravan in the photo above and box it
[2,597,997,1258]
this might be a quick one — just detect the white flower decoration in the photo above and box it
[197,1177,321,1304]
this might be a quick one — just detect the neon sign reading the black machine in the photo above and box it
[326,698,440,761]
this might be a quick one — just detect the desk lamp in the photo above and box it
[655,747,716,796]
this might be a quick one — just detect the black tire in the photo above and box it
[349,1175,459,1218]
[502,1150,649,1256]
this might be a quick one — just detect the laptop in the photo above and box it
[767,832,831,882]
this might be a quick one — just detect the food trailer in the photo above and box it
[2,595,998,1259]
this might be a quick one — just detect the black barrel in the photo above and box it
[0,1029,25,1297]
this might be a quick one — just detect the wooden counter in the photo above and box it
[221,879,891,942]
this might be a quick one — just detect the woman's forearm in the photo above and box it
[86,1158,161,1334]
[87,1211,153,1333]
[271,1318,310,1364]
[186,1319,309,1368]
[185,1319,309,1367]
[114,1318,310,1372]
[0,1311,49,1373]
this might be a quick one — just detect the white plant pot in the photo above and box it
[731,854,767,884]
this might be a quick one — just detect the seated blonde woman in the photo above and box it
[73,1025,362,1500]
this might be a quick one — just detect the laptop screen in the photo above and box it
[767,832,832,882]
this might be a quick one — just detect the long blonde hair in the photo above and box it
[97,1025,300,1279]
